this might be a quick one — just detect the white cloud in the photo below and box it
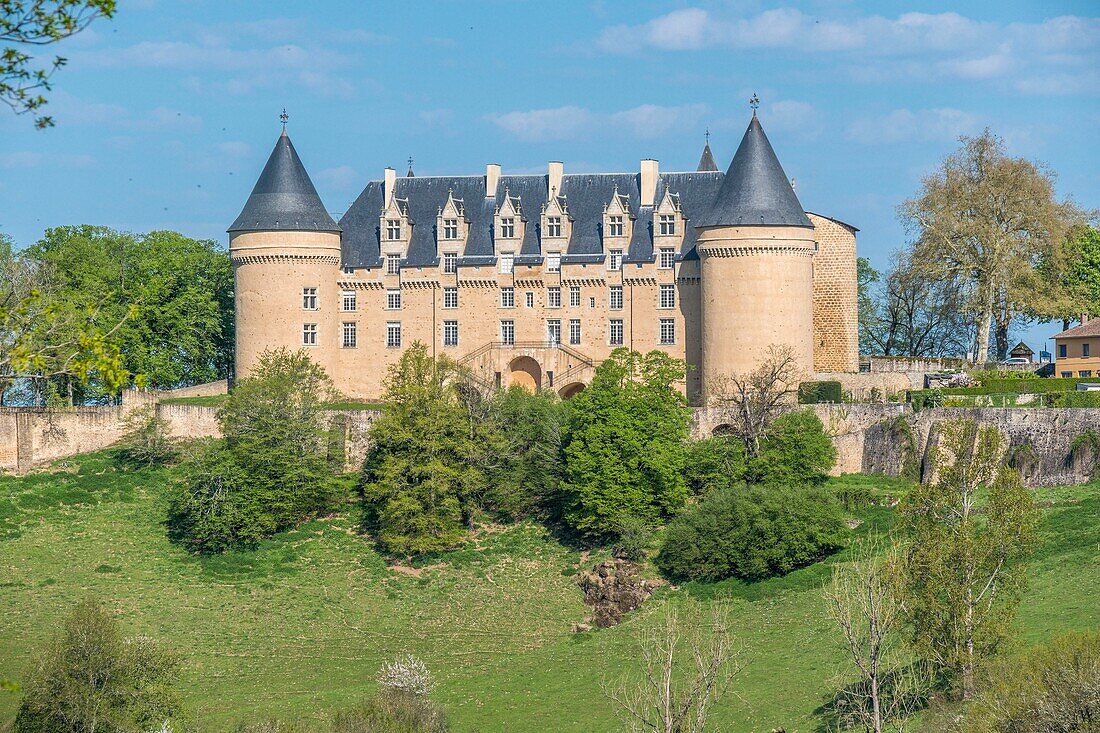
[488,104,707,142]
[487,106,597,142]
[217,141,251,158]
[316,165,360,190]
[764,100,822,140]
[610,104,707,139]
[847,108,982,145]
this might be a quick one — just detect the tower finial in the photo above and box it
[280,108,289,129]
[749,93,759,116]
[406,156,414,177]
[705,127,710,144]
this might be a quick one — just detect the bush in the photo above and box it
[797,380,843,404]
[116,404,178,466]
[683,436,746,496]
[656,484,847,582]
[15,598,184,732]
[611,515,652,561]
[751,410,837,486]
[333,691,450,733]
[1051,390,1100,407]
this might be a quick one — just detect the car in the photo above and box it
[1001,357,1030,365]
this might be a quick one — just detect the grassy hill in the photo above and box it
[1,454,1096,731]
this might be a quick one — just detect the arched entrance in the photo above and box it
[558,382,586,399]
[712,424,735,437]
[509,356,542,393]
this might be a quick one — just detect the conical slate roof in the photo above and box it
[695,115,811,228]
[697,142,718,171]
[228,130,341,233]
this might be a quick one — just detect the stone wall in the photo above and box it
[162,380,229,398]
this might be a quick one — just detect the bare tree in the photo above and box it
[707,344,802,458]
[604,600,744,733]
[824,539,929,733]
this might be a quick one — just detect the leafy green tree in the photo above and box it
[656,484,846,582]
[1051,225,1100,329]
[857,256,882,355]
[561,348,690,538]
[752,409,837,486]
[362,343,485,555]
[683,435,746,496]
[900,418,1038,700]
[168,348,338,552]
[2,1,117,128]
[15,597,183,732]
[116,404,178,466]
[28,226,234,395]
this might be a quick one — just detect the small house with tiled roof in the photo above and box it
[1054,317,1100,378]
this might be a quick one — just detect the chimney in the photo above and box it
[640,159,659,207]
[1083,313,1091,325]
[384,167,396,202]
[486,163,501,199]
[548,161,563,197]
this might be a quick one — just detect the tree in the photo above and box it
[707,344,801,459]
[15,597,183,732]
[1049,225,1100,329]
[900,418,1038,700]
[561,348,690,538]
[857,257,882,356]
[824,539,930,733]
[901,130,1085,362]
[362,343,485,555]
[682,435,746,496]
[2,1,117,128]
[604,599,744,733]
[752,409,836,486]
[116,403,177,466]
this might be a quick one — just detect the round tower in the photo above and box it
[228,127,342,380]
[694,113,816,401]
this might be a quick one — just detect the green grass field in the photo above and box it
[1,455,1096,731]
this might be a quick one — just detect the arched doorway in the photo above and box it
[712,424,735,437]
[558,382,586,399]
[509,356,542,393]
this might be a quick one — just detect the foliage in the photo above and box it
[682,435,746,496]
[857,257,881,356]
[14,597,183,732]
[900,130,1086,362]
[797,380,843,404]
[949,631,1100,733]
[751,410,837,486]
[377,654,434,698]
[1,0,116,128]
[706,344,802,458]
[900,418,1039,700]
[1051,225,1100,327]
[116,404,178,466]
[167,348,338,552]
[611,515,651,562]
[656,484,847,582]
[28,226,234,395]
[603,599,744,733]
[560,348,690,538]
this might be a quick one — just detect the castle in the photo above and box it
[228,112,859,403]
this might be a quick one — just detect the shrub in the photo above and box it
[683,436,746,496]
[167,441,257,553]
[116,404,178,466]
[611,516,652,562]
[15,598,184,733]
[656,484,847,582]
[377,654,434,697]
[234,721,309,733]
[751,410,837,486]
[333,691,450,733]
[797,380,843,404]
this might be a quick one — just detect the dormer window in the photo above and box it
[609,216,624,237]
[443,219,459,239]
[659,214,676,236]
[547,217,562,238]
[386,219,402,240]
[546,252,561,272]
[500,218,515,238]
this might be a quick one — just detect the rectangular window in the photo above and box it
[1085,343,1091,358]
[386,254,401,275]
[302,287,318,310]
[443,320,459,347]
[609,285,623,310]
[569,285,581,307]
[342,265,355,276]
[526,291,535,308]
[659,283,675,309]
[659,318,675,345]
[386,322,401,348]
[302,323,317,345]
[608,216,623,237]
[609,319,624,346]
[1061,371,1073,378]
[1059,344,1068,358]
[569,318,581,345]
[500,217,515,238]
[500,319,515,346]
[546,251,561,272]
[443,219,458,240]
[546,319,561,346]
[386,289,401,310]
[547,216,562,238]
[443,287,458,309]
[659,248,676,269]
[1082,370,1094,378]
[658,214,676,236]
[500,287,515,308]
[608,249,623,271]
[386,219,402,240]
[548,286,561,308]
[443,252,458,274]
[342,290,357,311]
[500,252,514,274]
[342,322,357,348]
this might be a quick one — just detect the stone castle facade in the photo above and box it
[228,113,859,403]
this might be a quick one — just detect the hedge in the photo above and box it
[798,380,843,404]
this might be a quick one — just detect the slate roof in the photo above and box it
[228,130,340,233]
[1054,319,1100,339]
[694,115,812,229]
[697,142,718,172]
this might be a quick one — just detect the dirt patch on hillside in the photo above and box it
[577,558,666,628]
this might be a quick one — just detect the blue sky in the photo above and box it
[2,0,1098,348]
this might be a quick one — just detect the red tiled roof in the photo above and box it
[1054,319,1100,339]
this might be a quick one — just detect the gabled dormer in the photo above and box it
[379,188,412,262]
[494,188,526,251]
[540,192,572,245]
[435,189,469,273]
[602,184,635,261]
[654,188,684,243]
